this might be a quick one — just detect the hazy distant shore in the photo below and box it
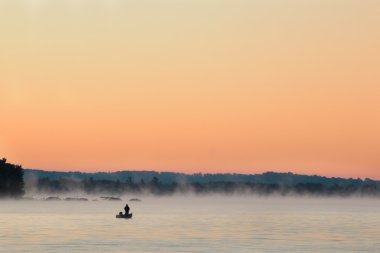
[3,157,380,199]
[21,169,380,198]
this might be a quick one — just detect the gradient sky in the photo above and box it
[1,0,379,178]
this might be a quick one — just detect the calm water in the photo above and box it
[1,196,380,252]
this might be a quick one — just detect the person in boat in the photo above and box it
[124,204,130,215]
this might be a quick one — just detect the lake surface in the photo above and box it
[1,196,380,252]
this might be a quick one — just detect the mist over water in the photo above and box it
[1,196,380,252]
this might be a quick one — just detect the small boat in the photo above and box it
[116,213,133,219]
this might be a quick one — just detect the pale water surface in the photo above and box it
[1,196,379,252]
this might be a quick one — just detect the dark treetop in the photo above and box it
[0,158,24,198]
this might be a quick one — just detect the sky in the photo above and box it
[1,0,379,178]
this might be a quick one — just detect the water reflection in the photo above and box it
[1,197,380,252]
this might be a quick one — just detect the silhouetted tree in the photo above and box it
[0,158,24,198]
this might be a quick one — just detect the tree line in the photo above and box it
[30,176,380,197]
[3,158,380,197]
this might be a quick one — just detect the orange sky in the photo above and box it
[1,0,379,178]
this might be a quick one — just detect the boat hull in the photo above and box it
[116,213,132,219]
